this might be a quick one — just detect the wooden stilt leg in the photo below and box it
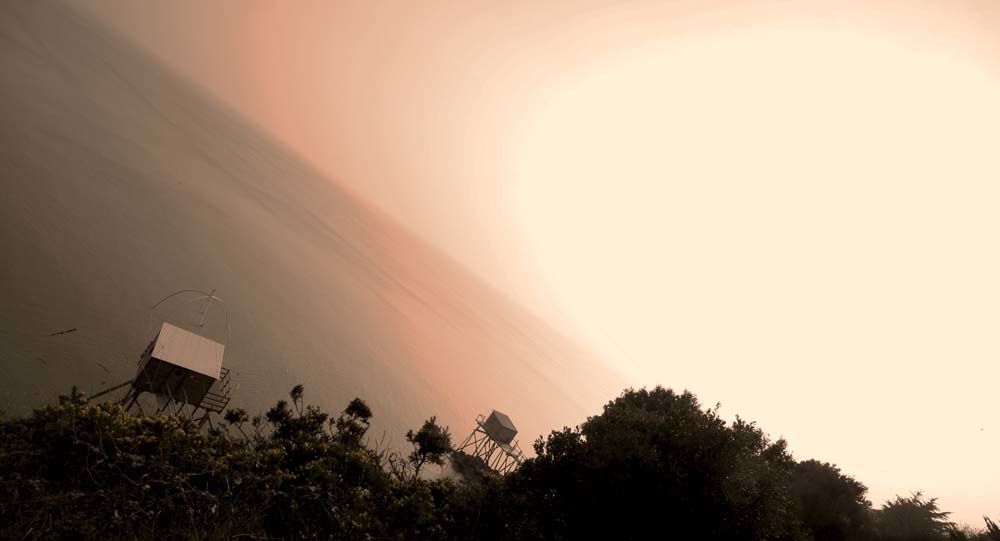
[132,395,146,416]
[124,390,141,413]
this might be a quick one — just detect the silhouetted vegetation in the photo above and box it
[508,387,801,539]
[791,460,873,540]
[0,385,995,540]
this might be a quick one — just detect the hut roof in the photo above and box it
[151,321,224,379]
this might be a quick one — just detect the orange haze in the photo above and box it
[73,0,1000,525]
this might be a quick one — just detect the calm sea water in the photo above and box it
[0,1,621,445]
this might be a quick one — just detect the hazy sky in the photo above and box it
[73,0,1000,524]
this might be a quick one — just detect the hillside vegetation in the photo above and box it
[0,385,996,540]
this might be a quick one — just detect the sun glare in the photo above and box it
[508,22,1000,508]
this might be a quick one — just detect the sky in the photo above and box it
[71,0,1000,525]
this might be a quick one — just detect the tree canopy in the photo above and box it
[506,386,802,540]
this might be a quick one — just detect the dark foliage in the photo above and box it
[0,385,995,540]
[0,386,461,540]
[504,386,803,540]
[333,397,372,447]
[790,459,874,540]
[405,416,453,479]
[987,517,1000,540]
[875,493,954,541]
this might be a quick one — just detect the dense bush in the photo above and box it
[790,460,874,540]
[506,387,802,540]
[0,385,995,540]
[0,386,468,540]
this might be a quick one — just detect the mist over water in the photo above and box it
[0,1,620,445]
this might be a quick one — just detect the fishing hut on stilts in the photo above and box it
[90,289,234,428]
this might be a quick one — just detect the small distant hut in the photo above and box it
[458,410,526,474]
[481,410,517,444]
